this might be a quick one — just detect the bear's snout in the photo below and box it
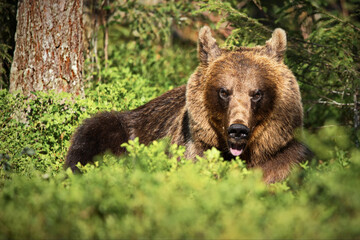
[228,124,250,140]
[227,124,250,157]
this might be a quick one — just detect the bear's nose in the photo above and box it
[228,124,250,140]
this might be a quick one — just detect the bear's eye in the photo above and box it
[252,90,262,102]
[219,88,229,100]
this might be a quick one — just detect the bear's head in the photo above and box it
[186,26,303,164]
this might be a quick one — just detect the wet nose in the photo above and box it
[228,124,250,140]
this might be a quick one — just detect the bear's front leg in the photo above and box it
[260,159,293,184]
[258,140,311,184]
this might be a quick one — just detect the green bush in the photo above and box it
[97,41,198,89]
[0,131,359,239]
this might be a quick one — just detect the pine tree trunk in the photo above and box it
[10,0,84,97]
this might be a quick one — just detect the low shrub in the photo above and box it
[0,133,359,239]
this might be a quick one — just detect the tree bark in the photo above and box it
[10,0,84,97]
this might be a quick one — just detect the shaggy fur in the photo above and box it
[65,26,310,183]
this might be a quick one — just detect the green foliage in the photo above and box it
[87,67,160,110]
[0,44,11,64]
[85,0,197,86]
[0,0,17,89]
[113,0,193,46]
[98,41,197,89]
[0,89,86,174]
[278,1,360,133]
[195,0,272,46]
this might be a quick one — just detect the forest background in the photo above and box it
[0,0,359,239]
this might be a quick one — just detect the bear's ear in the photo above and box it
[265,28,287,62]
[198,26,221,65]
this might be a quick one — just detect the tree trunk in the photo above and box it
[10,0,84,97]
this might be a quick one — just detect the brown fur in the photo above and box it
[65,26,310,183]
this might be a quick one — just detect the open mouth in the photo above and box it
[228,142,246,157]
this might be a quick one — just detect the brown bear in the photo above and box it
[65,26,310,183]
